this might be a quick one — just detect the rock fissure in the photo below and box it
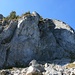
[3,47,10,68]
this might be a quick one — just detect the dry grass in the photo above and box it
[66,63,75,69]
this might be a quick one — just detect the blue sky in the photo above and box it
[0,0,75,29]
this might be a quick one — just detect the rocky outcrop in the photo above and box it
[0,11,75,69]
[0,14,3,20]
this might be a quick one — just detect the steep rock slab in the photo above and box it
[53,20,75,58]
[0,21,17,68]
[6,12,40,67]
[38,19,68,60]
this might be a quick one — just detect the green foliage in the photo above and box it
[4,11,31,21]
[3,16,9,21]
[4,11,19,21]
[21,11,30,17]
[9,11,16,19]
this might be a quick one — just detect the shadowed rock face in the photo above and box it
[0,14,3,20]
[0,12,75,68]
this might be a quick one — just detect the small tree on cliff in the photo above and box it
[9,11,16,19]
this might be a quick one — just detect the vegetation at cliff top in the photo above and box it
[4,11,19,21]
[3,11,31,21]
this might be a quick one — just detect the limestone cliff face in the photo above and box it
[0,12,75,68]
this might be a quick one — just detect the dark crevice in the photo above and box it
[55,38,62,45]
[38,19,55,38]
[1,35,13,44]
[3,47,10,69]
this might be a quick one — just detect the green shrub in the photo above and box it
[9,11,16,19]
[21,11,30,17]
[4,11,20,21]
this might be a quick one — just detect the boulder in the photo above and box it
[26,66,43,75]
[26,60,45,75]
[29,60,45,72]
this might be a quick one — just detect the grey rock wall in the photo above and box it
[0,12,75,68]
